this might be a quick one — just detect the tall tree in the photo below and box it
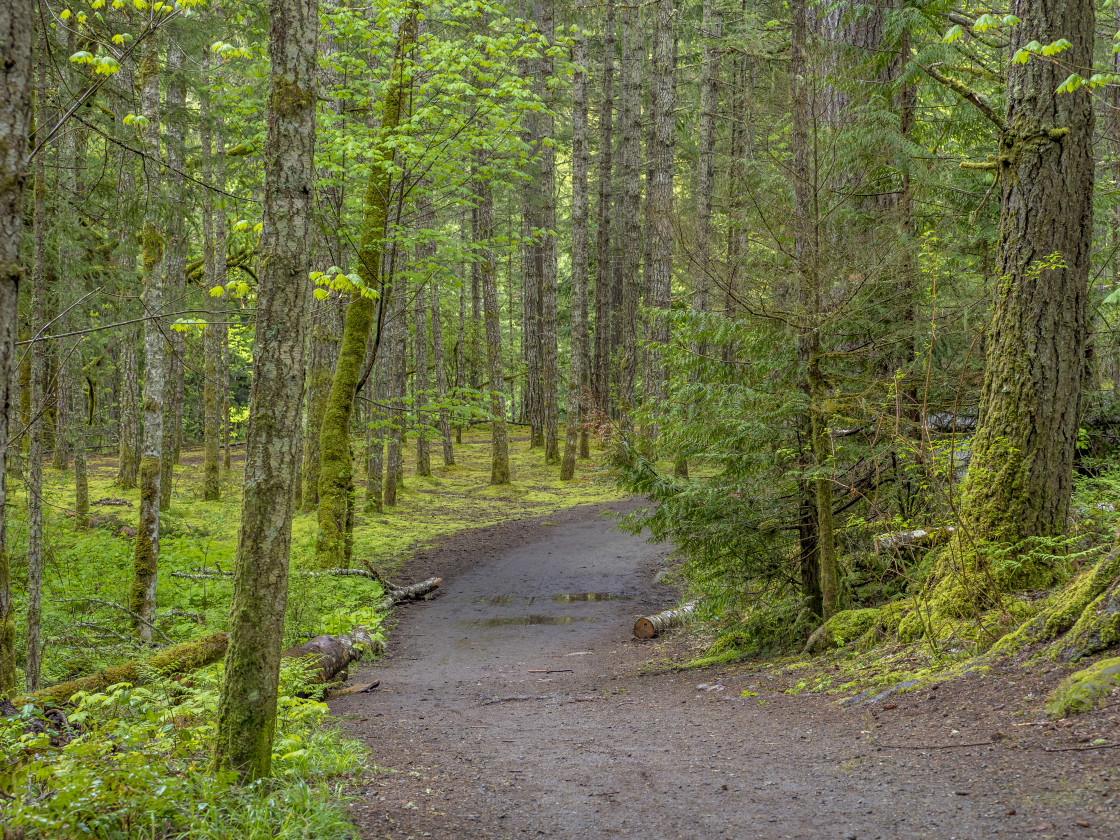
[561,31,590,481]
[644,0,675,430]
[616,5,641,431]
[592,1,615,413]
[129,32,166,643]
[0,0,34,697]
[317,13,415,562]
[959,1,1095,552]
[478,152,510,484]
[212,0,319,781]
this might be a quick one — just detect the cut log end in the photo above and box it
[633,602,698,640]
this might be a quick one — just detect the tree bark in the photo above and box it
[212,0,319,783]
[413,195,434,477]
[160,38,187,510]
[791,0,839,620]
[26,45,48,688]
[201,74,223,503]
[478,154,511,484]
[960,0,1096,552]
[130,34,166,644]
[562,32,590,481]
[592,2,615,414]
[430,270,454,466]
[693,0,719,358]
[617,6,642,432]
[0,0,33,698]
[644,0,675,436]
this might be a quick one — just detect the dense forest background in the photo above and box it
[3,0,1120,829]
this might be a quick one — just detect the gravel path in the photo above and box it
[332,502,1120,839]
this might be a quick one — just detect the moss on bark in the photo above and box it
[1046,656,1120,718]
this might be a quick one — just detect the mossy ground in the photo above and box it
[2,423,620,688]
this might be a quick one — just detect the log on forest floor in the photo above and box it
[634,601,698,640]
[283,626,376,686]
[17,632,230,706]
[873,527,954,554]
[376,577,443,612]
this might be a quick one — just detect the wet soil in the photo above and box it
[333,502,1120,839]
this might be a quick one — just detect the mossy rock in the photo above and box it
[1046,656,1120,718]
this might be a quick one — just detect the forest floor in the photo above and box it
[332,500,1120,840]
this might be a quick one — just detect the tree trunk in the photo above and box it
[694,0,719,359]
[791,0,839,620]
[26,47,48,688]
[300,295,343,510]
[211,0,319,783]
[0,0,33,699]
[201,60,223,503]
[533,0,560,464]
[160,39,187,510]
[617,6,642,432]
[414,195,434,477]
[562,32,590,481]
[365,352,386,512]
[644,0,675,437]
[317,14,414,560]
[478,155,511,484]
[592,2,615,414]
[960,0,1096,554]
[430,271,454,466]
[116,330,140,489]
[130,34,166,644]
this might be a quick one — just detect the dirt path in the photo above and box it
[333,502,1120,839]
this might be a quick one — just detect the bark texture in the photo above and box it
[130,35,165,643]
[562,33,590,481]
[960,0,1096,553]
[212,0,318,782]
[592,2,615,413]
[616,6,642,430]
[477,157,510,484]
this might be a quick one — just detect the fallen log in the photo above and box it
[634,601,697,640]
[873,527,954,554]
[282,626,375,685]
[376,576,442,612]
[17,632,230,706]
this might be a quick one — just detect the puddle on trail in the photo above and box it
[470,615,601,627]
[472,593,630,606]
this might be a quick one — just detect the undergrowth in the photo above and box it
[1,659,368,839]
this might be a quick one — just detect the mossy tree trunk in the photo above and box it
[959,0,1095,555]
[0,0,33,699]
[385,255,408,502]
[413,195,433,477]
[317,12,414,558]
[130,35,166,644]
[365,354,386,512]
[561,32,590,482]
[211,0,318,783]
[478,153,511,484]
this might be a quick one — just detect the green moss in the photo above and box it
[1046,657,1120,718]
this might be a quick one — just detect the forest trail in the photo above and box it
[333,502,1119,840]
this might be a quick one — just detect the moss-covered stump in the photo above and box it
[17,632,229,706]
[1046,657,1120,718]
[803,608,880,654]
